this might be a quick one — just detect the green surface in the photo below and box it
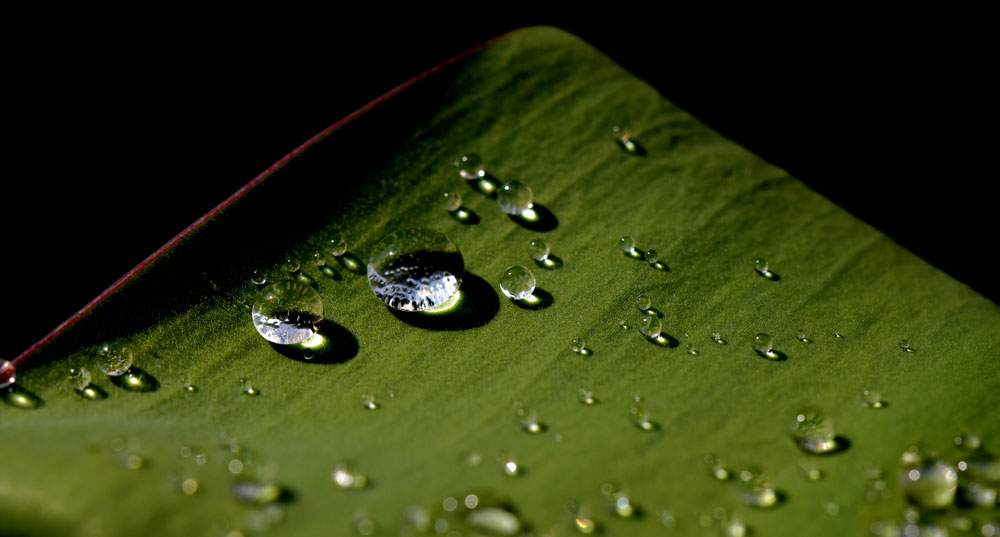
[2,27,999,537]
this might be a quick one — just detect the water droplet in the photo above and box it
[310,252,326,267]
[183,383,198,393]
[228,459,245,474]
[618,236,641,258]
[0,359,15,389]
[573,515,596,534]
[799,459,823,481]
[251,280,324,345]
[230,479,282,504]
[570,338,590,355]
[964,481,999,508]
[326,238,348,258]
[754,257,778,279]
[711,332,727,345]
[516,405,543,433]
[792,409,838,454]
[720,514,747,536]
[704,454,730,480]
[466,507,522,536]
[498,454,520,476]
[454,153,484,179]
[240,378,259,396]
[96,343,134,376]
[528,238,550,261]
[630,405,657,431]
[121,452,145,470]
[740,484,778,508]
[180,477,199,495]
[645,250,659,264]
[2,384,42,409]
[600,484,635,518]
[578,388,596,405]
[612,125,637,153]
[442,191,463,212]
[367,228,464,311]
[752,333,779,359]
[497,181,533,216]
[982,521,999,537]
[954,433,981,452]
[250,269,269,286]
[796,330,812,343]
[67,367,91,391]
[659,510,676,528]
[280,256,300,273]
[832,328,843,338]
[617,319,631,331]
[361,393,378,410]
[900,339,914,352]
[685,343,698,355]
[635,294,651,312]
[499,266,535,300]
[639,315,662,339]
[861,389,886,409]
[902,459,958,509]
[332,463,368,489]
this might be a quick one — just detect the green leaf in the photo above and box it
[2,27,998,537]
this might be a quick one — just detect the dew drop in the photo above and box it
[466,506,522,536]
[361,393,378,410]
[578,388,596,405]
[181,477,199,495]
[332,463,368,489]
[630,405,657,431]
[368,229,464,311]
[639,315,662,339]
[954,433,981,452]
[752,333,779,359]
[326,238,348,258]
[861,389,886,409]
[454,153,485,179]
[901,459,958,509]
[230,479,282,504]
[441,191,463,212]
[0,359,14,388]
[251,280,324,345]
[900,339,914,352]
[310,252,326,267]
[618,236,641,258]
[499,266,535,301]
[280,256,300,273]
[66,367,91,391]
[96,343,134,376]
[832,328,843,338]
[239,378,259,396]
[617,319,631,331]
[528,238,550,261]
[740,484,778,508]
[516,405,543,433]
[704,453,730,480]
[799,459,823,481]
[497,181,534,216]
[498,454,520,476]
[965,481,999,508]
[573,515,596,534]
[612,125,637,153]
[645,250,659,264]
[635,294,652,312]
[754,257,777,279]
[570,338,590,355]
[796,330,812,343]
[792,409,838,454]
[250,269,268,286]
[685,343,698,355]
[711,332,727,345]
[183,383,198,393]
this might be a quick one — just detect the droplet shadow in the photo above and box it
[335,252,365,275]
[77,384,108,400]
[828,436,852,455]
[646,333,679,348]
[270,320,359,364]
[388,273,499,330]
[755,350,788,361]
[2,384,44,409]
[534,254,563,270]
[509,204,558,232]
[295,271,319,288]
[449,208,480,225]
[468,173,501,198]
[318,265,343,281]
[756,270,781,281]
[618,138,647,156]
[109,367,160,392]
[512,288,554,311]
[649,261,669,272]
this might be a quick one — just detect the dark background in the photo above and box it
[4,19,995,359]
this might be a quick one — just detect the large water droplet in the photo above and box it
[367,229,464,311]
[251,280,323,345]
[902,459,958,509]
[499,266,535,300]
[96,343,134,376]
[454,153,485,179]
[497,181,533,216]
[0,359,15,388]
[792,409,838,454]
[2,384,42,409]
[645,250,659,265]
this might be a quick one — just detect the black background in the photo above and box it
[4,19,995,359]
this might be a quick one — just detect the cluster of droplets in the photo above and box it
[618,236,667,270]
[453,153,539,220]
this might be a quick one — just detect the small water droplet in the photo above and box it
[639,315,662,339]
[516,405,543,433]
[441,191,463,212]
[600,484,634,518]
[240,378,259,396]
[67,367,91,391]
[183,383,198,393]
[635,294,651,312]
[982,522,999,537]
[796,330,812,343]
[230,479,282,504]
[752,333,779,359]
[578,388,596,405]
[704,453,730,480]
[121,452,145,470]
[251,280,324,345]
[630,405,658,431]
[832,328,843,338]
[326,238,348,258]
[96,343,134,376]
[570,338,590,355]
[645,250,659,266]
[497,181,533,216]
[528,238,550,261]
[454,153,485,179]
[612,125,638,154]
[618,236,641,258]
[280,256,300,273]
[180,477,199,495]
[823,501,840,516]
[899,339,914,352]
[368,229,464,311]
[466,506,522,536]
[228,459,245,474]
[250,269,269,286]
[361,394,378,410]
[740,485,778,508]
[0,359,15,389]
[954,433,981,452]
[754,258,777,279]
[799,459,823,481]
[617,319,630,331]
[792,409,838,454]
[499,266,535,301]
[573,515,596,534]
[332,463,368,489]
[711,332,727,345]
[861,389,886,409]
[498,454,520,476]
[902,459,958,509]
[685,343,698,355]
